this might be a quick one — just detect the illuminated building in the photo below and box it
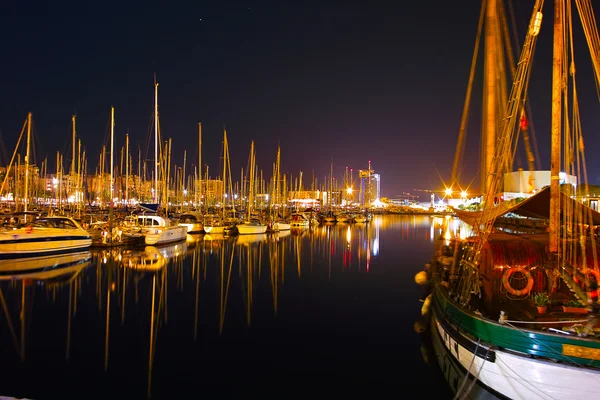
[358,161,380,206]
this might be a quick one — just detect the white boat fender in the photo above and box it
[421,294,432,315]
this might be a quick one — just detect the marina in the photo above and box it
[0,215,452,399]
[2,2,600,399]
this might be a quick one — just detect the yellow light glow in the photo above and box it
[346,187,353,195]
[445,188,452,196]
[461,191,467,198]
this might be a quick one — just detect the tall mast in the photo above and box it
[71,115,76,176]
[482,0,499,195]
[198,122,202,209]
[183,149,187,212]
[276,145,281,207]
[549,0,563,253]
[248,140,255,220]
[24,112,32,213]
[110,107,115,203]
[222,129,228,218]
[125,132,129,205]
[154,78,159,203]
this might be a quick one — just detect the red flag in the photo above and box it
[520,112,528,130]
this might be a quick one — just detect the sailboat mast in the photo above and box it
[183,149,186,212]
[276,146,281,207]
[222,130,228,218]
[71,115,76,176]
[154,81,159,204]
[549,0,563,253]
[248,141,255,220]
[110,107,115,203]
[198,122,202,209]
[482,0,499,195]
[24,112,32,213]
[125,133,129,206]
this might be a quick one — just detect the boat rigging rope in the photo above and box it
[453,338,480,400]
[457,0,546,307]
[454,340,493,400]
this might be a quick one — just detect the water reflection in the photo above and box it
[0,215,462,399]
[0,251,91,363]
[430,215,474,244]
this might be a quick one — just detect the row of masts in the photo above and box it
[1,110,376,215]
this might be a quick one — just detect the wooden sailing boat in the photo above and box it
[418,1,600,399]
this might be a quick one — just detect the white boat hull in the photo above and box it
[431,315,600,399]
[0,228,91,258]
[179,222,204,234]
[237,223,267,235]
[144,226,187,245]
[272,222,291,231]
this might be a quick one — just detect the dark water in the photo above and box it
[0,215,454,399]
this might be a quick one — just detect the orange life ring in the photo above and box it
[581,269,600,300]
[581,268,600,280]
[502,267,534,297]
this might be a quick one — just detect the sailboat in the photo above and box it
[139,79,161,213]
[418,1,600,399]
[269,145,291,232]
[237,141,268,235]
[203,129,238,235]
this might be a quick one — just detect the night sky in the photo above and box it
[1,1,599,199]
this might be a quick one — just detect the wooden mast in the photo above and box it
[482,0,499,196]
[549,0,563,253]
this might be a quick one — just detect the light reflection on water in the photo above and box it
[0,214,454,399]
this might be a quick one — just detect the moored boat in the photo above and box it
[289,212,310,227]
[177,212,205,234]
[236,218,268,235]
[416,1,600,398]
[0,216,92,258]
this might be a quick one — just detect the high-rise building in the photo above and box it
[358,162,380,206]
[372,174,381,200]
